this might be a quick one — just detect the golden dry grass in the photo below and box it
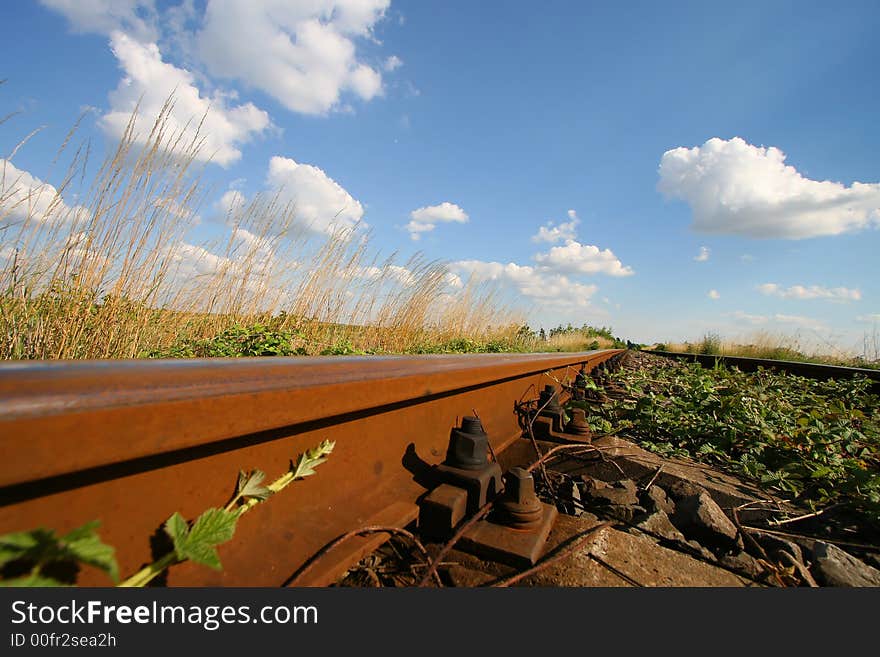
[655,329,879,368]
[0,100,525,359]
[542,332,616,352]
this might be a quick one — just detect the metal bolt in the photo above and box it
[460,416,483,435]
[496,467,544,530]
[505,467,537,504]
[565,407,592,438]
[445,416,489,470]
[538,384,562,413]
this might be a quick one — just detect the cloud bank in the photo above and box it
[658,137,880,239]
[43,0,397,118]
[757,283,861,302]
[451,260,598,309]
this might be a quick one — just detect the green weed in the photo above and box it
[0,440,334,587]
[580,360,880,523]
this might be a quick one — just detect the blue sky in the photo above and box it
[2,1,878,351]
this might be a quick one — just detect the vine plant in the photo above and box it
[0,440,335,587]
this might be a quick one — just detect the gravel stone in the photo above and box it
[810,542,880,587]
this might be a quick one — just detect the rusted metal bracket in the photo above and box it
[420,417,503,538]
[458,467,558,568]
[420,484,469,539]
[531,409,593,444]
[419,413,560,567]
[538,384,566,432]
[571,366,589,401]
[433,417,504,513]
[522,378,596,443]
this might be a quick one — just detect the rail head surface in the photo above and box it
[0,351,623,487]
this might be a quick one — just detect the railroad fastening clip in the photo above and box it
[419,417,559,568]
[419,416,503,539]
[457,466,558,568]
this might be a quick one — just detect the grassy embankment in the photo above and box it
[1,101,551,359]
[652,330,880,370]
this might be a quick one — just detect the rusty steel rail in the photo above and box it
[0,350,623,586]
[647,350,880,393]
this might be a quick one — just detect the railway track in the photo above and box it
[0,349,624,586]
[646,350,880,392]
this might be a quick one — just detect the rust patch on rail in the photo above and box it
[0,350,623,585]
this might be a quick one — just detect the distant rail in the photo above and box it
[0,350,624,586]
[646,350,880,392]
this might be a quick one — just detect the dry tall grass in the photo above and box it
[0,101,523,359]
[543,332,616,352]
[656,329,879,368]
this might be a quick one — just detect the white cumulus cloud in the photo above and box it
[658,136,880,239]
[532,216,580,244]
[44,0,393,117]
[266,155,364,235]
[533,241,634,277]
[451,260,598,309]
[694,246,710,262]
[406,202,468,240]
[757,283,861,302]
[0,159,77,226]
[101,32,271,167]
[39,0,158,41]
[197,0,390,115]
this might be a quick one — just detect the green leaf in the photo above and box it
[61,520,101,543]
[291,440,335,479]
[0,522,118,585]
[237,469,271,502]
[0,529,52,567]
[0,574,68,587]
[62,523,119,583]
[810,466,834,479]
[189,509,237,548]
[165,508,238,571]
[164,512,190,547]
